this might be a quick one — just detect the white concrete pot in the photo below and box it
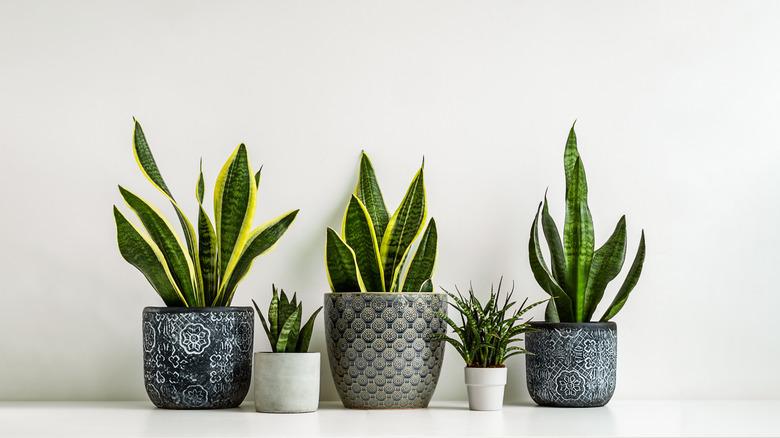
[464,367,507,411]
[253,352,320,413]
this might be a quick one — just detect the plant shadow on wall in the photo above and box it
[113,119,299,409]
[525,123,647,408]
[322,151,446,409]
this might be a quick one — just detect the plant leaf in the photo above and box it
[296,306,322,353]
[343,195,384,292]
[530,202,573,322]
[545,300,560,322]
[584,216,627,320]
[419,278,433,292]
[197,206,218,306]
[325,228,364,292]
[601,231,646,321]
[402,218,437,292]
[285,304,303,352]
[196,159,205,204]
[113,207,186,306]
[563,155,594,322]
[251,298,272,347]
[275,307,300,353]
[354,151,389,243]
[541,193,567,288]
[269,286,279,345]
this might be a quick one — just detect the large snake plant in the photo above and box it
[325,152,437,292]
[529,124,646,323]
[113,120,299,307]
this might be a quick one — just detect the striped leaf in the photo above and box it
[325,228,364,292]
[380,166,426,290]
[197,206,218,305]
[402,218,437,292]
[285,304,303,352]
[354,152,389,243]
[268,287,279,343]
[584,216,627,320]
[601,231,646,321]
[541,193,567,288]
[563,156,594,322]
[275,307,301,353]
[113,207,186,306]
[343,195,384,292]
[196,159,205,204]
[118,186,198,306]
[530,203,573,322]
[296,306,322,352]
[251,299,272,346]
[216,210,299,306]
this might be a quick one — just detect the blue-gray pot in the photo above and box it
[525,322,617,407]
[324,292,446,409]
[142,307,254,409]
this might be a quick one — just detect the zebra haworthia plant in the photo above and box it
[252,286,323,353]
[326,152,437,293]
[113,120,299,307]
[529,123,646,323]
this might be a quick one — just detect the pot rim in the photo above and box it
[143,306,253,313]
[529,321,617,329]
[323,292,446,296]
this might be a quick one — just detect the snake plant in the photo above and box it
[113,120,299,307]
[529,124,646,322]
[252,286,322,352]
[436,279,546,367]
[325,152,437,292]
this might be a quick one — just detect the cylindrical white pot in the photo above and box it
[464,367,507,411]
[253,352,320,413]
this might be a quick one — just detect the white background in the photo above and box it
[1,0,778,402]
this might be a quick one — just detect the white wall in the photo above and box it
[1,0,779,402]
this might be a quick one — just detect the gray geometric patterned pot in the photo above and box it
[324,292,447,409]
[142,307,253,409]
[525,322,617,407]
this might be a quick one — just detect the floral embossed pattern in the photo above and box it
[324,293,446,409]
[142,307,253,409]
[525,323,617,407]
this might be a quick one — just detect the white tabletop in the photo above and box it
[1,400,778,437]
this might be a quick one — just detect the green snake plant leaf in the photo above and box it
[216,210,299,305]
[325,228,364,292]
[268,287,279,343]
[251,299,272,347]
[196,159,205,204]
[530,202,573,322]
[418,278,433,292]
[545,299,560,323]
[197,206,219,305]
[113,207,186,306]
[133,120,204,305]
[342,195,384,292]
[584,216,627,320]
[285,303,303,352]
[118,186,198,306]
[402,219,437,292]
[275,307,301,353]
[214,144,256,279]
[380,166,426,290]
[254,166,262,188]
[601,231,646,321]
[563,156,594,322]
[354,151,389,243]
[541,193,567,288]
[296,306,322,353]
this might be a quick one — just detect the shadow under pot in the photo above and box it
[324,292,447,409]
[525,321,617,408]
[142,307,254,409]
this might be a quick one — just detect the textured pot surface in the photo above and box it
[253,352,320,413]
[464,367,507,411]
[324,292,446,409]
[525,322,617,407]
[142,307,254,409]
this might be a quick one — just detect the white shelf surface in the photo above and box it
[1,400,779,437]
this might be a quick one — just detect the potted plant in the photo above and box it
[323,152,446,409]
[251,286,322,413]
[526,123,646,407]
[436,280,544,411]
[113,120,299,409]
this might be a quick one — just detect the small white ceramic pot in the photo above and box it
[253,352,320,413]
[464,367,507,411]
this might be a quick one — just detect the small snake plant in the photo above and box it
[252,286,322,353]
[113,120,299,307]
[529,124,646,323]
[436,279,546,368]
[325,152,437,292]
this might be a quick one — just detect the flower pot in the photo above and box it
[525,321,617,407]
[323,292,447,409]
[253,352,320,413]
[142,306,254,409]
[464,367,507,411]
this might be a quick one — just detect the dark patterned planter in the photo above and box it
[525,322,617,407]
[324,292,446,409]
[142,307,253,409]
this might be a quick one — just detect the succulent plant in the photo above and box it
[114,120,299,307]
[436,279,546,368]
[252,286,322,353]
[529,124,646,322]
[325,152,437,292]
